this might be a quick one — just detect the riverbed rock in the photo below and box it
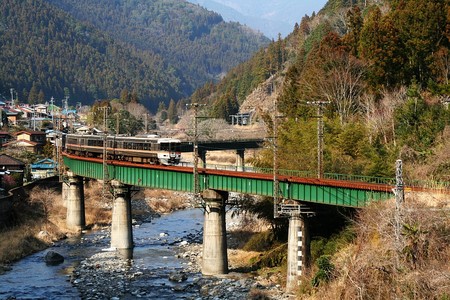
[168,271,188,282]
[0,264,12,275]
[44,250,64,265]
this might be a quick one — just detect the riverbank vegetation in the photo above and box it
[0,183,108,268]
[0,181,195,269]
[226,192,450,299]
[300,194,450,299]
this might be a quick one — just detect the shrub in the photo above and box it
[243,231,275,252]
[311,255,335,287]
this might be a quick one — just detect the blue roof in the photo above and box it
[31,158,57,169]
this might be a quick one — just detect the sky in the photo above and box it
[187,0,329,39]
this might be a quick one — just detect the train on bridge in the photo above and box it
[64,134,182,165]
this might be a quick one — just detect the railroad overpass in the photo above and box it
[62,152,398,291]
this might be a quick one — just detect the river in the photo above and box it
[0,208,204,299]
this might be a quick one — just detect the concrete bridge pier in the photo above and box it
[66,172,85,231]
[110,180,133,251]
[201,189,228,275]
[236,149,245,171]
[286,213,310,292]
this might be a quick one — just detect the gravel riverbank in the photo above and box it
[70,239,292,299]
[70,199,294,299]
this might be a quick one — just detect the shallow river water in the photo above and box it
[0,208,204,299]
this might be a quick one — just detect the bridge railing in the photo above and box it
[179,161,450,190]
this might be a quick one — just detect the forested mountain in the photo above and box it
[194,0,450,181]
[0,0,269,110]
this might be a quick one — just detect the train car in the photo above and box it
[64,134,181,165]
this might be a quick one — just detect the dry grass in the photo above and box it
[228,248,261,270]
[302,194,450,299]
[142,189,191,213]
[247,288,271,300]
[0,186,63,265]
[0,222,48,264]
[0,182,114,266]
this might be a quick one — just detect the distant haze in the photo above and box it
[187,0,328,39]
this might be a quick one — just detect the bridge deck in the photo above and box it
[63,153,396,207]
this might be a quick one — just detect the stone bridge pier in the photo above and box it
[201,189,228,275]
[65,171,85,231]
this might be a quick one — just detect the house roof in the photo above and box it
[76,126,90,132]
[0,154,25,166]
[4,108,19,115]
[14,130,46,136]
[31,158,56,169]
[33,158,55,164]
[3,139,39,147]
[17,107,33,113]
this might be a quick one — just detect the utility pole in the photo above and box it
[10,88,15,107]
[186,103,205,203]
[394,159,404,268]
[50,97,54,127]
[307,101,330,179]
[97,106,110,201]
[273,97,280,218]
[144,113,148,134]
[116,113,120,135]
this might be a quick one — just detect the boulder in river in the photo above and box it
[44,250,64,265]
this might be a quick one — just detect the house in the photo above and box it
[0,154,25,189]
[75,125,91,134]
[30,158,57,180]
[2,130,47,154]
[3,108,20,125]
[16,106,34,119]
[0,154,25,172]
[2,139,43,154]
[34,104,48,115]
[14,130,46,144]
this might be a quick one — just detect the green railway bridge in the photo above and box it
[62,152,399,291]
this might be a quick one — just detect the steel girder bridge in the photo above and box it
[63,153,394,207]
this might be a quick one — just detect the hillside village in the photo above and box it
[0,95,87,186]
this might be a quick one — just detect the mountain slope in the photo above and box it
[192,0,450,181]
[0,0,269,109]
[44,0,269,95]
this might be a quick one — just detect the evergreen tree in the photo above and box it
[28,84,38,105]
[167,99,178,124]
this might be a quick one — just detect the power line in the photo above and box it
[186,103,206,205]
